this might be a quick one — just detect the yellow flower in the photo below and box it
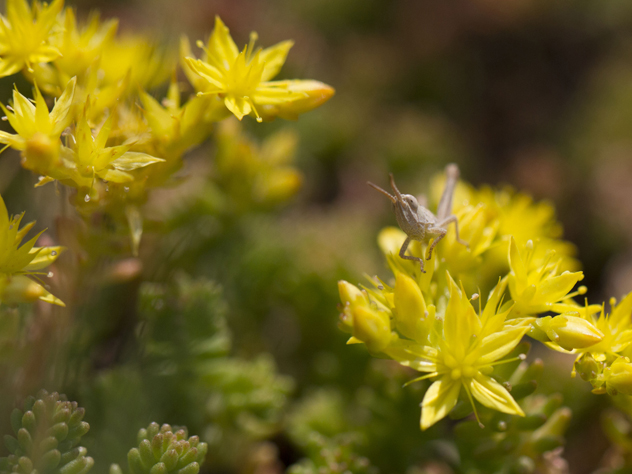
[578,294,632,361]
[139,79,227,156]
[439,202,499,276]
[99,34,173,93]
[477,186,579,273]
[604,357,632,396]
[0,77,75,175]
[0,0,63,77]
[0,194,64,306]
[394,274,527,430]
[184,17,333,122]
[52,8,117,80]
[58,112,165,189]
[507,237,587,318]
[212,120,303,211]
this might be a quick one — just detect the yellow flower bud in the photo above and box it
[605,357,632,396]
[574,353,601,382]
[0,275,47,305]
[22,132,60,174]
[352,305,391,353]
[394,272,427,342]
[259,81,335,121]
[338,305,354,334]
[535,313,603,351]
[338,280,364,305]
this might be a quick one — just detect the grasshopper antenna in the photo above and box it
[367,181,396,203]
[388,173,404,201]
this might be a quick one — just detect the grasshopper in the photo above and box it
[368,164,468,273]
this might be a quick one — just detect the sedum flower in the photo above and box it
[99,34,173,93]
[569,293,632,361]
[57,111,165,190]
[52,8,117,81]
[438,202,499,276]
[0,0,63,77]
[139,79,227,156]
[0,77,75,176]
[507,237,589,318]
[183,17,334,122]
[396,274,528,430]
[0,194,64,306]
[212,120,304,211]
[477,186,580,273]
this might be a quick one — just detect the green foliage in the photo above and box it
[0,391,93,474]
[109,423,207,474]
[287,433,377,474]
[139,276,293,439]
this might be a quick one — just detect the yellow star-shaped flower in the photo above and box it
[184,17,333,122]
[0,76,75,176]
[0,194,64,306]
[395,274,528,430]
[0,0,63,77]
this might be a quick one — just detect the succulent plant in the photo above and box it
[0,390,92,474]
[109,423,207,474]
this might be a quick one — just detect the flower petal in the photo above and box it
[478,326,528,365]
[51,77,77,136]
[224,95,251,120]
[208,16,239,69]
[421,375,461,430]
[110,152,165,171]
[260,40,293,81]
[24,246,64,271]
[535,271,583,306]
[470,375,524,416]
[444,273,481,359]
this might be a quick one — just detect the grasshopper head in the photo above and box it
[401,194,419,213]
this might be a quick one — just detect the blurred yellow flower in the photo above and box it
[507,237,587,318]
[0,194,64,306]
[52,8,117,80]
[139,79,227,156]
[0,77,75,175]
[0,0,63,77]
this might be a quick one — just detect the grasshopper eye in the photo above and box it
[403,195,418,211]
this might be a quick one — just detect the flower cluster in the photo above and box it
[0,0,332,253]
[338,167,607,430]
[0,0,333,299]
